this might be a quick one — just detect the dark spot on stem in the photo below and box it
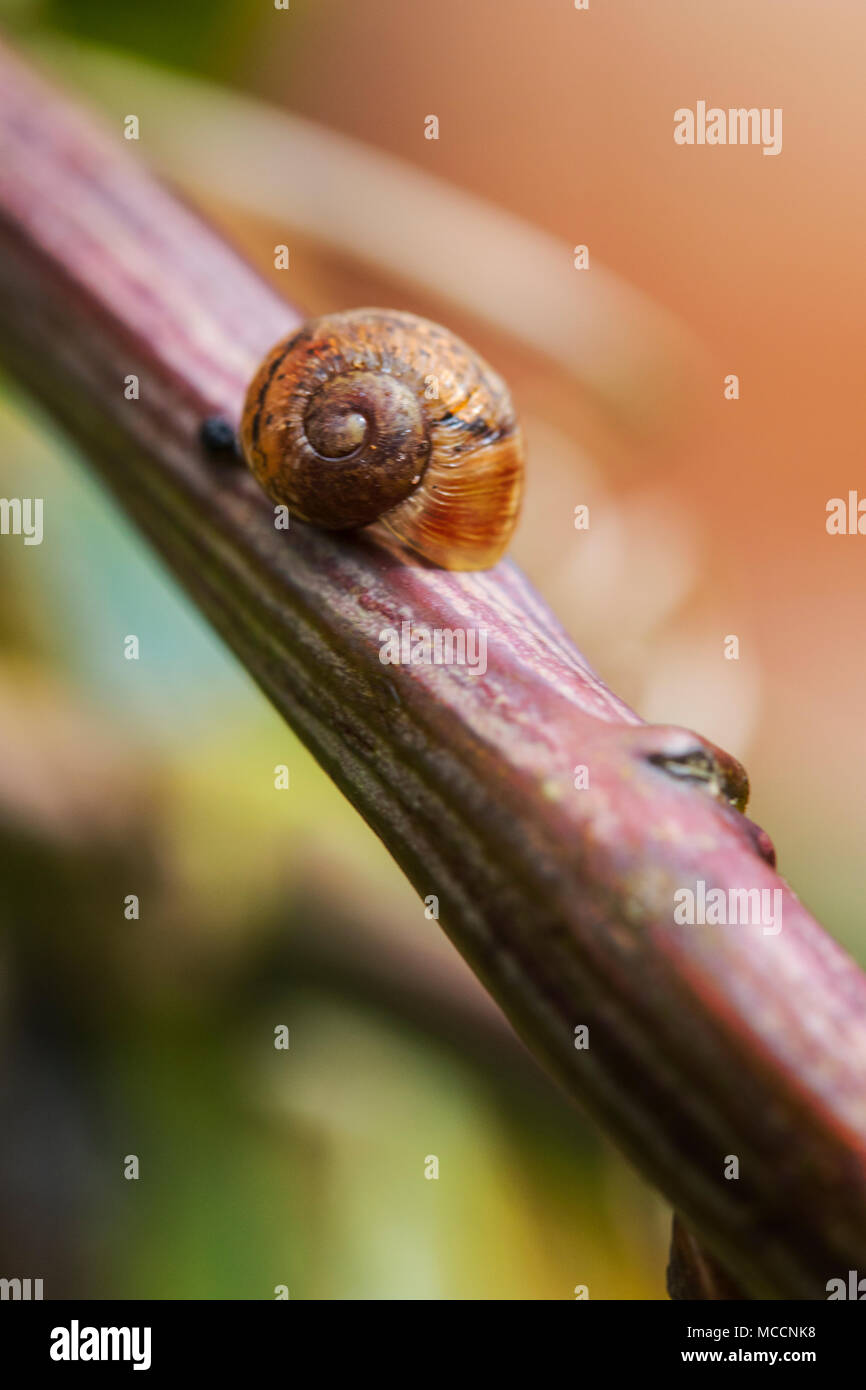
[199,415,240,461]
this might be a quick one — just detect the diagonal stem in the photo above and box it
[0,38,865,1298]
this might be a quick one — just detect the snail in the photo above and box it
[237,308,524,570]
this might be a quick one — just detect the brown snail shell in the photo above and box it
[240,308,523,570]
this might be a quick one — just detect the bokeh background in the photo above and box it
[0,0,863,1299]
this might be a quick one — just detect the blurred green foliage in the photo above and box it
[19,0,245,74]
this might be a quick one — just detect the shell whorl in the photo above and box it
[240,308,523,570]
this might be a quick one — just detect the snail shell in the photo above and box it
[240,308,523,570]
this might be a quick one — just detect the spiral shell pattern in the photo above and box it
[240,308,523,570]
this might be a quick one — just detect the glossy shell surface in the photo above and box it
[240,308,524,570]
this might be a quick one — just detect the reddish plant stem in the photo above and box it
[0,40,865,1298]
